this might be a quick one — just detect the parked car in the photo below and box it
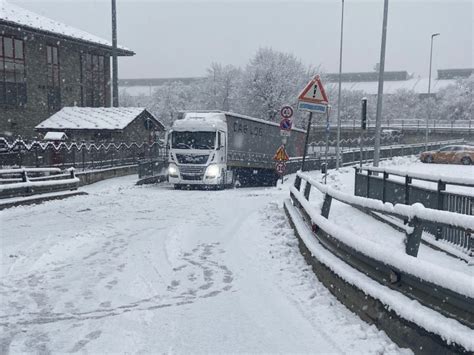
[420,145,474,165]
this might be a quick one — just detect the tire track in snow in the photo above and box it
[0,243,234,328]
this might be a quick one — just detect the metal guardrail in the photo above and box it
[0,139,166,171]
[320,119,473,133]
[0,168,80,199]
[286,139,465,174]
[290,172,474,329]
[354,167,474,255]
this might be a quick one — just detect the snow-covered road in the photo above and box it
[0,176,405,353]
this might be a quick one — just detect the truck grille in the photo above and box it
[179,165,205,180]
[176,154,209,164]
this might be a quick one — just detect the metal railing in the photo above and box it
[321,119,473,133]
[0,168,80,199]
[290,172,474,328]
[354,166,474,255]
[286,139,464,174]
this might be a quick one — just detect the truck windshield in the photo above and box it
[171,131,216,150]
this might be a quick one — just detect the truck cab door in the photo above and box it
[216,131,225,163]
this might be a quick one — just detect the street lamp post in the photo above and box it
[373,0,389,167]
[112,0,119,107]
[335,0,345,170]
[425,33,440,149]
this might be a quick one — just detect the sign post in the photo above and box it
[359,97,368,168]
[273,144,289,184]
[297,75,329,172]
[324,106,331,184]
[277,105,294,183]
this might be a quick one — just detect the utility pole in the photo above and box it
[373,0,389,167]
[335,0,345,170]
[425,33,440,149]
[112,0,119,107]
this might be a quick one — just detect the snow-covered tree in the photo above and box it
[436,75,473,121]
[240,47,309,121]
[201,63,242,111]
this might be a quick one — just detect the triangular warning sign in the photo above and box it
[273,145,289,161]
[298,75,329,104]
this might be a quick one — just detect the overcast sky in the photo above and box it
[11,0,473,79]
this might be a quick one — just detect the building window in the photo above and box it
[81,53,106,107]
[0,36,27,107]
[47,45,61,112]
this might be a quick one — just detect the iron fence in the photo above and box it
[326,119,473,133]
[286,139,464,174]
[0,139,167,170]
[354,167,473,255]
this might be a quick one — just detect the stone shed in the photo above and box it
[35,107,165,143]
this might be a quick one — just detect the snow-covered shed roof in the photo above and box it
[43,131,68,141]
[0,0,133,56]
[36,107,164,131]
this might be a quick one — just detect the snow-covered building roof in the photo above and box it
[36,107,164,131]
[43,131,68,141]
[0,0,133,55]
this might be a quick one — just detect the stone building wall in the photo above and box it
[0,24,112,139]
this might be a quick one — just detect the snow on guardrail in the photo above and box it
[359,166,474,187]
[297,172,474,231]
[291,175,474,299]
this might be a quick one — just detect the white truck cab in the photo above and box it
[167,112,232,189]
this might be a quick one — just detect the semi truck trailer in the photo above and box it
[167,111,306,189]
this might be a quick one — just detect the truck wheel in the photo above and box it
[174,184,182,190]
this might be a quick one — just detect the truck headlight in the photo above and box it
[205,164,220,178]
[168,163,179,177]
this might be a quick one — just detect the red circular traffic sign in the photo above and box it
[275,162,286,175]
[280,105,294,119]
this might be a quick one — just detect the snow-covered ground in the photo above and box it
[0,176,407,353]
